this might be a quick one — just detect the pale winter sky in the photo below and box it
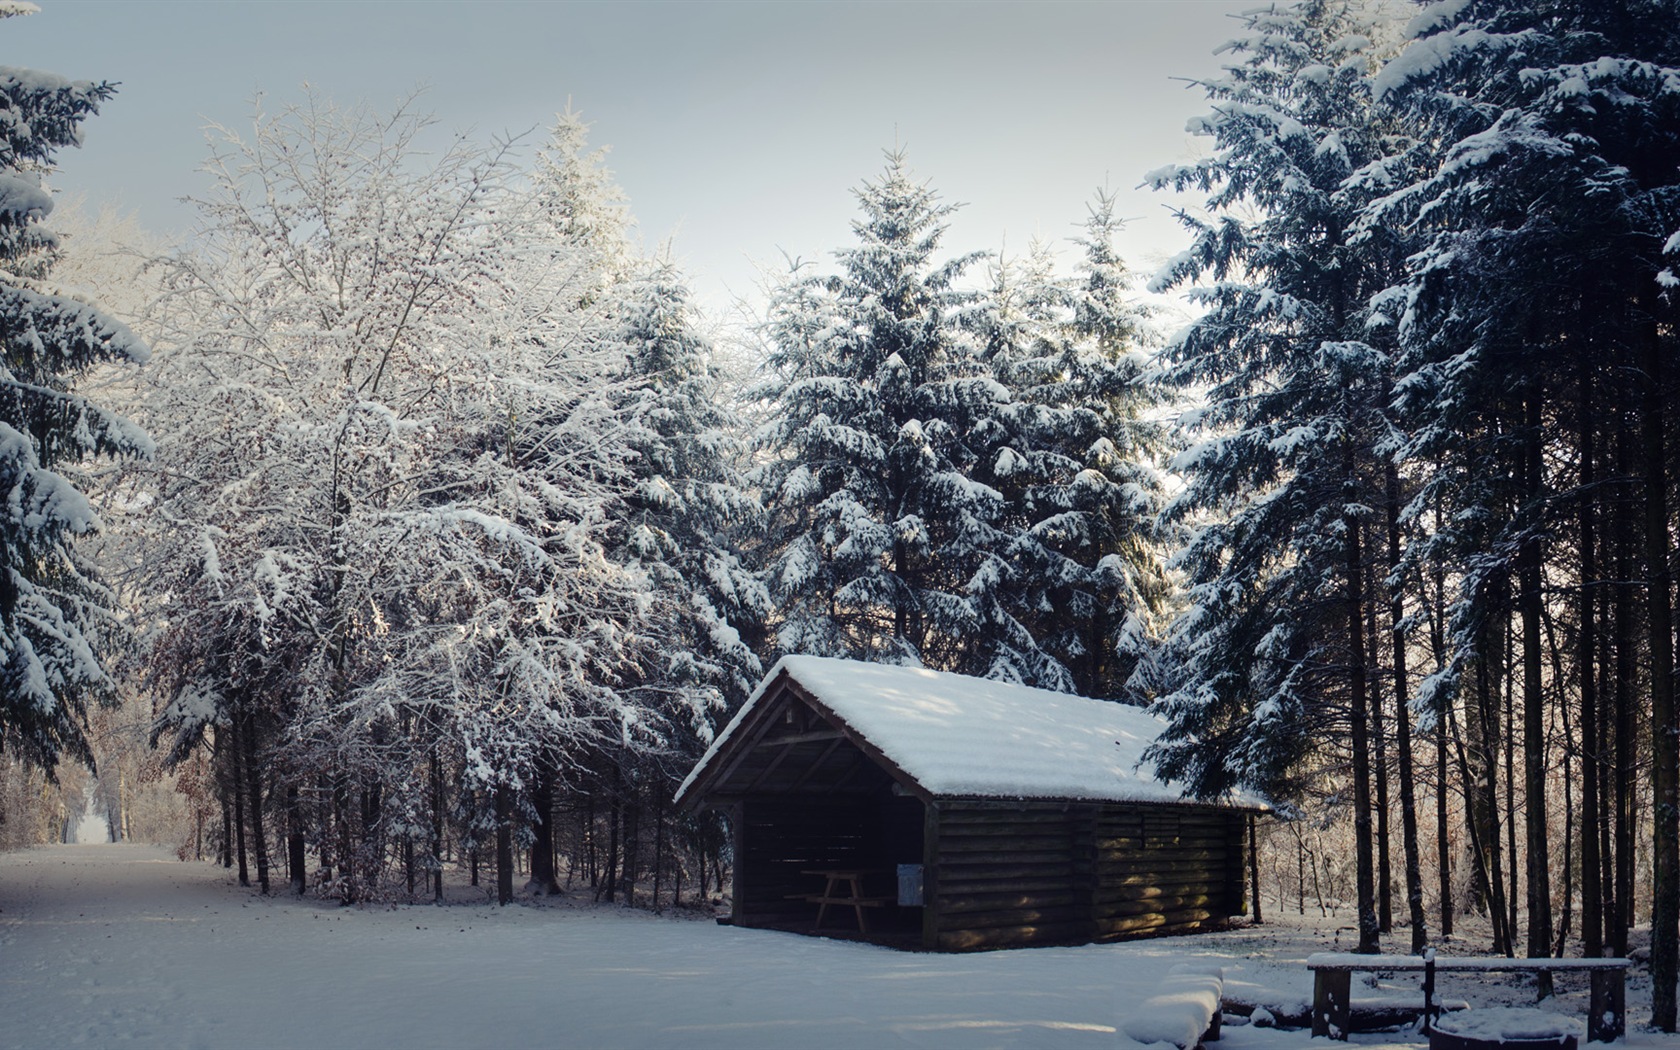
[13,0,1258,319]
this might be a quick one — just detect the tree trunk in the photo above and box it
[1430,505,1454,938]
[1520,389,1554,995]
[1344,470,1380,954]
[431,750,444,902]
[286,784,306,896]
[528,759,561,896]
[230,725,249,887]
[1503,616,1520,950]
[1580,359,1605,958]
[1613,406,1638,955]
[1640,289,1677,1031]
[1369,555,1393,935]
[602,770,621,903]
[242,714,270,895]
[1386,463,1427,951]
[495,782,514,906]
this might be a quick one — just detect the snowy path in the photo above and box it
[5,844,1680,1050]
[0,844,1179,1049]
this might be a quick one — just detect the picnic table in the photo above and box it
[793,868,892,933]
[1306,952,1629,1043]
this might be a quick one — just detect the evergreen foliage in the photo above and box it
[0,14,150,773]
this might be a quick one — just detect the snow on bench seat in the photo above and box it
[1121,963,1224,1050]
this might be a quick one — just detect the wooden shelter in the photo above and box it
[676,656,1263,951]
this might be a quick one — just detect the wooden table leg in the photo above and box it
[1589,968,1625,1042]
[814,875,839,931]
[848,875,869,933]
[1311,970,1351,1040]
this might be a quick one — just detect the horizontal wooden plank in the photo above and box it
[1095,860,1232,879]
[1095,882,1223,903]
[1096,894,1221,918]
[937,899,1089,924]
[939,836,1081,855]
[935,920,1094,951]
[1094,908,1216,936]
[933,876,1088,896]
[937,890,1088,915]
[936,861,1084,881]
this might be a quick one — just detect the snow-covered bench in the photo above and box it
[1306,952,1627,1043]
[1121,963,1224,1050]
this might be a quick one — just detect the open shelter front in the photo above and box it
[676,656,1264,951]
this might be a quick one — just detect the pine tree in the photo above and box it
[756,152,1068,685]
[0,10,151,773]
[1145,0,1406,954]
[1373,0,1680,1010]
[615,259,767,734]
[982,196,1171,700]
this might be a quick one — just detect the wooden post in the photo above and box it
[1249,813,1263,923]
[1311,968,1351,1040]
[1589,967,1625,1043]
[921,800,940,951]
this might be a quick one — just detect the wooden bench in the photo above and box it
[1121,964,1225,1050]
[1306,951,1629,1044]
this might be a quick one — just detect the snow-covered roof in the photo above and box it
[678,655,1262,808]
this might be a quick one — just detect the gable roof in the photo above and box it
[677,655,1262,808]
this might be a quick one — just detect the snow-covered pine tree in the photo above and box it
[1144,0,1406,953]
[615,259,766,745]
[980,196,1171,701]
[756,152,1067,685]
[0,7,150,774]
[1371,0,1680,1009]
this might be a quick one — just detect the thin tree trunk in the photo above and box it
[653,789,666,914]
[1344,474,1380,954]
[528,759,561,896]
[1430,504,1454,938]
[1369,556,1393,935]
[431,750,444,902]
[230,724,249,887]
[1581,357,1605,958]
[242,714,270,895]
[1520,389,1554,994]
[1503,614,1520,950]
[1614,407,1638,955]
[1640,288,1677,1031]
[495,782,514,906]
[623,780,640,908]
[602,768,621,903]
[1387,463,1427,951]
[1473,640,1514,956]
[287,784,306,896]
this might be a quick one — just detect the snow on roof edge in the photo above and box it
[678,655,1268,810]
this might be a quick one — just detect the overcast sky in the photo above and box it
[14,0,1257,318]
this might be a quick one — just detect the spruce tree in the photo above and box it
[1373,0,1680,1010]
[757,152,1065,684]
[982,197,1171,699]
[0,14,150,773]
[1145,0,1404,953]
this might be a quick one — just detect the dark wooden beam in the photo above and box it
[789,737,847,791]
[743,741,799,794]
[757,729,844,747]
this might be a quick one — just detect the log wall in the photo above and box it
[927,799,1246,951]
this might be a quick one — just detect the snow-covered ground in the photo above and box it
[4,843,1680,1050]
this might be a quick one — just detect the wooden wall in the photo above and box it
[926,799,1246,951]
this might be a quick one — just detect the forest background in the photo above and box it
[5,0,1680,1032]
